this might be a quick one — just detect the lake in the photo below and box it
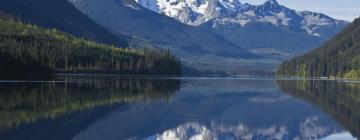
[0,76,359,140]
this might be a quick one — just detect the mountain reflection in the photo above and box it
[1,78,358,140]
[0,76,180,131]
[277,80,360,139]
[72,79,353,140]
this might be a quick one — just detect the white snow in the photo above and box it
[275,12,290,26]
[261,15,280,25]
[214,18,250,27]
[141,0,212,25]
[320,132,357,140]
[301,12,332,26]
[244,10,256,16]
[134,0,344,36]
[135,0,159,12]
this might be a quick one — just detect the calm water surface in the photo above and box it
[0,76,359,140]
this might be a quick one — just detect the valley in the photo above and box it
[69,0,349,74]
[0,0,351,75]
[0,1,359,140]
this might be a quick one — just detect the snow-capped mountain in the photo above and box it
[206,0,348,38]
[68,0,265,74]
[135,0,248,25]
[136,0,349,58]
[136,0,347,38]
[69,0,349,73]
[199,0,348,57]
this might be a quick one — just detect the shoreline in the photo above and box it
[0,74,358,82]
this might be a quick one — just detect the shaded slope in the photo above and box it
[69,0,256,58]
[0,15,181,76]
[0,0,127,46]
[199,0,348,59]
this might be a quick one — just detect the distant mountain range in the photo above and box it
[69,0,254,58]
[136,0,349,58]
[0,0,350,74]
[68,0,349,74]
[68,0,265,74]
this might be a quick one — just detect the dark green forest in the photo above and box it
[277,17,360,79]
[0,14,181,76]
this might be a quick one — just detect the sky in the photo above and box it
[240,0,360,21]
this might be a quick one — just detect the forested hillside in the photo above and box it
[277,17,360,79]
[69,0,267,74]
[0,0,127,46]
[0,14,181,76]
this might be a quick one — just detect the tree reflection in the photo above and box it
[0,76,180,131]
[277,80,360,138]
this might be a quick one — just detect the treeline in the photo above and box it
[0,14,181,76]
[277,17,360,79]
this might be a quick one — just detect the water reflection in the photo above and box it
[0,76,180,132]
[72,79,354,140]
[0,78,358,140]
[277,80,360,139]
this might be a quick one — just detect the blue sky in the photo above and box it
[241,0,360,21]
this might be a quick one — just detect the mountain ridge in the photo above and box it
[69,0,269,74]
[135,0,348,37]
[136,0,349,59]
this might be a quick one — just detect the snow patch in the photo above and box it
[134,0,347,37]
[124,4,140,10]
[135,0,159,12]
